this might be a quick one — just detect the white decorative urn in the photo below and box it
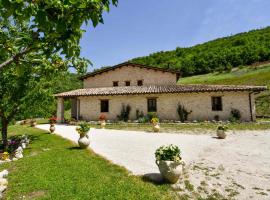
[78,134,90,149]
[156,160,184,184]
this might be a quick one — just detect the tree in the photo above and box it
[0,0,117,149]
[0,0,118,70]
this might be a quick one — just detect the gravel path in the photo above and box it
[36,124,270,199]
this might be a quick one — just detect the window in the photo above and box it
[137,80,143,86]
[212,97,222,111]
[100,100,109,112]
[113,81,118,87]
[147,98,157,112]
[125,81,131,86]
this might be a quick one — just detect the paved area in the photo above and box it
[36,124,270,199]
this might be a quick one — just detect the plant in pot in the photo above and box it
[99,114,106,129]
[216,125,228,139]
[155,144,185,184]
[151,117,160,132]
[48,117,57,133]
[29,119,37,127]
[76,122,90,149]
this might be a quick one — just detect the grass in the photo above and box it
[178,64,270,116]
[0,125,175,200]
[88,122,270,133]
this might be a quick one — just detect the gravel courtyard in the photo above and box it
[37,124,270,199]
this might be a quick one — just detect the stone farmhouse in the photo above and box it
[56,62,266,122]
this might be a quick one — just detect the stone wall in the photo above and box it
[77,91,254,122]
[83,65,178,88]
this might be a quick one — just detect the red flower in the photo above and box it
[49,117,57,124]
[99,114,106,121]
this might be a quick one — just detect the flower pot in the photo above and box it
[49,124,55,133]
[156,160,184,184]
[78,134,90,149]
[153,123,160,132]
[217,130,226,139]
[100,121,106,129]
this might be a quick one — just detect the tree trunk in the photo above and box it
[1,118,8,151]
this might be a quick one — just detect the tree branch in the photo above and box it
[0,48,33,70]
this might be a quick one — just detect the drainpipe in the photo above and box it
[248,92,254,122]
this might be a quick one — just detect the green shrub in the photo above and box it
[217,125,228,131]
[117,104,131,122]
[155,144,182,162]
[76,122,90,135]
[177,104,192,122]
[229,108,241,122]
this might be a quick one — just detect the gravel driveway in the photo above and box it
[36,124,270,199]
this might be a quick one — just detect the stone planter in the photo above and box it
[152,123,160,132]
[49,124,55,133]
[100,121,106,129]
[217,130,226,139]
[156,160,184,184]
[78,134,90,149]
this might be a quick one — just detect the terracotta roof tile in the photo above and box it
[55,84,267,97]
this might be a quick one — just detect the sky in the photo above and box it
[79,0,270,72]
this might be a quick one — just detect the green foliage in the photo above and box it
[150,117,159,124]
[155,144,182,162]
[177,104,192,122]
[217,125,228,131]
[117,104,131,122]
[76,122,90,135]
[131,27,270,76]
[229,109,241,122]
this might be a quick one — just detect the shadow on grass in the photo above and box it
[141,173,167,185]
[67,146,82,150]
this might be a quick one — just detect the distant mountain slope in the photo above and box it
[131,27,270,77]
[178,64,270,117]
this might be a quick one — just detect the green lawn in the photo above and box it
[178,64,270,116]
[0,125,175,200]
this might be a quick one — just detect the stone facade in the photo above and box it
[77,92,255,122]
[83,65,178,88]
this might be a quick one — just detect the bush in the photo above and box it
[117,104,131,122]
[155,144,182,162]
[76,122,90,135]
[177,104,192,122]
[217,125,228,131]
[229,108,241,122]
[136,109,144,119]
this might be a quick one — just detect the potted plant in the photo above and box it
[151,117,160,132]
[155,144,185,184]
[30,119,37,127]
[99,114,106,129]
[48,117,57,133]
[217,125,228,139]
[76,122,90,148]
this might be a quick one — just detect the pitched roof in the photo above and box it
[80,62,180,80]
[55,84,267,97]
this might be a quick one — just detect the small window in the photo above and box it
[113,81,118,87]
[125,81,130,86]
[147,98,157,112]
[137,80,143,86]
[100,100,109,112]
[212,97,222,111]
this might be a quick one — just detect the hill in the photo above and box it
[178,64,270,117]
[131,27,270,77]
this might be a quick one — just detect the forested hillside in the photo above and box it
[131,27,270,76]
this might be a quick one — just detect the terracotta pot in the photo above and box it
[49,124,55,133]
[78,134,90,149]
[217,130,226,139]
[153,123,160,132]
[100,121,106,129]
[156,160,184,184]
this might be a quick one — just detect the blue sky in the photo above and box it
[80,0,270,72]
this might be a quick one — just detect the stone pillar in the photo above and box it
[57,98,64,123]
